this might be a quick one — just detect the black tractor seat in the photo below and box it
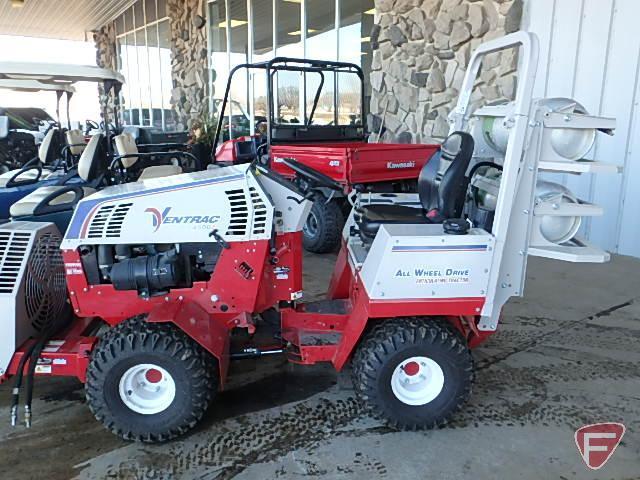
[356,131,475,242]
[355,204,435,238]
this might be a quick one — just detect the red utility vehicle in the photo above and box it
[212,58,438,253]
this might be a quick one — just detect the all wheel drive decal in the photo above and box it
[391,245,489,253]
[66,174,244,239]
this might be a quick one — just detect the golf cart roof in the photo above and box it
[0,78,76,93]
[0,61,124,85]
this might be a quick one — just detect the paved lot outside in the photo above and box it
[0,252,639,479]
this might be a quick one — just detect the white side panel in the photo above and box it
[254,172,311,234]
[524,0,640,256]
[358,224,494,301]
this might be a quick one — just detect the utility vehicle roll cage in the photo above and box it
[213,57,366,157]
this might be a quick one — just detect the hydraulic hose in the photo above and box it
[23,333,51,427]
[19,305,72,428]
[10,340,39,426]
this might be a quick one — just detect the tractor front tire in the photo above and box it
[85,317,217,442]
[352,318,473,430]
[303,196,344,253]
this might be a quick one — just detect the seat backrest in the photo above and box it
[234,139,257,163]
[114,133,138,167]
[78,134,106,182]
[38,128,58,164]
[418,131,475,219]
[65,129,86,156]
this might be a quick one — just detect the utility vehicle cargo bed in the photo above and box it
[271,142,439,185]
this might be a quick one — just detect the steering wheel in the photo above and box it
[85,120,100,133]
[280,158,342,191]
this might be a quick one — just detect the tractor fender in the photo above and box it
[145,299,230,389]
[331,283,371,371]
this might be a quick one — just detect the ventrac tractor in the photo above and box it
[0,33,620,441]
[211,57,439,253]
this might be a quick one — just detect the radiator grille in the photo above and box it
[0,231,32,294]
[225,188,249,237]
[250,187,268,235]
[87,203,132,239]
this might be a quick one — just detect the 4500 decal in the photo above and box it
[145,207,221,232]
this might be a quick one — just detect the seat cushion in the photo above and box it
[357,204,430,240]
[138,165,183,180]
[0,168,55,187]
[11,185,96,217]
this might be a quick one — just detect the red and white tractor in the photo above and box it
[0,32,619,442]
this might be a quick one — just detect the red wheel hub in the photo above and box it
[402,361,420,376]
[145,368,163,384]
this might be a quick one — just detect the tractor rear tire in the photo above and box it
[352,317,473,430]
[85,317,218,442]
[303,196,344,254]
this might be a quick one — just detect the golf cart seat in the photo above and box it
[65,129,86,156]
[356,131,475,241]
[10,133,105,220]
[114,133,183,179]
[0,128,60,187]
[9,185,96,217]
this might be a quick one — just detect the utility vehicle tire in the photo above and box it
[85,317,218,442]
[303,196,344,253]
[352,317,473,430]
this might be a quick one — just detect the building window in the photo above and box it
[115,0,175,131]
[208,0,374,135]
[339,0,374,125]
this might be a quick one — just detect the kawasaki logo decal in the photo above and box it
[387,161,416,169]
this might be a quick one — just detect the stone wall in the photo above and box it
[369,0,523,143]
[167,0,209,130]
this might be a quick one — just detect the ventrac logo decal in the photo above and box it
[145,207,171,232]
[387,161,415,169]
[145,207,221,232]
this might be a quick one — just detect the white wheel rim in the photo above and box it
[118,363,176,415]
[390,356,445,406]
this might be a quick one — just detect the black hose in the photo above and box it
[21,305,72,428]
[468,161,503,180]
[10,340,39,426]
[23,334,50,427]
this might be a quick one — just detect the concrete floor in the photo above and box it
[1,252,639,480]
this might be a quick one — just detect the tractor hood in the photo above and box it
[61,165,274,248]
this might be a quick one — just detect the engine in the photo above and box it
[78,242,223,297]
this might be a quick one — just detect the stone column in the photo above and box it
[369,0,523,143]
[167,0,210,131]
[93,22,118,124]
